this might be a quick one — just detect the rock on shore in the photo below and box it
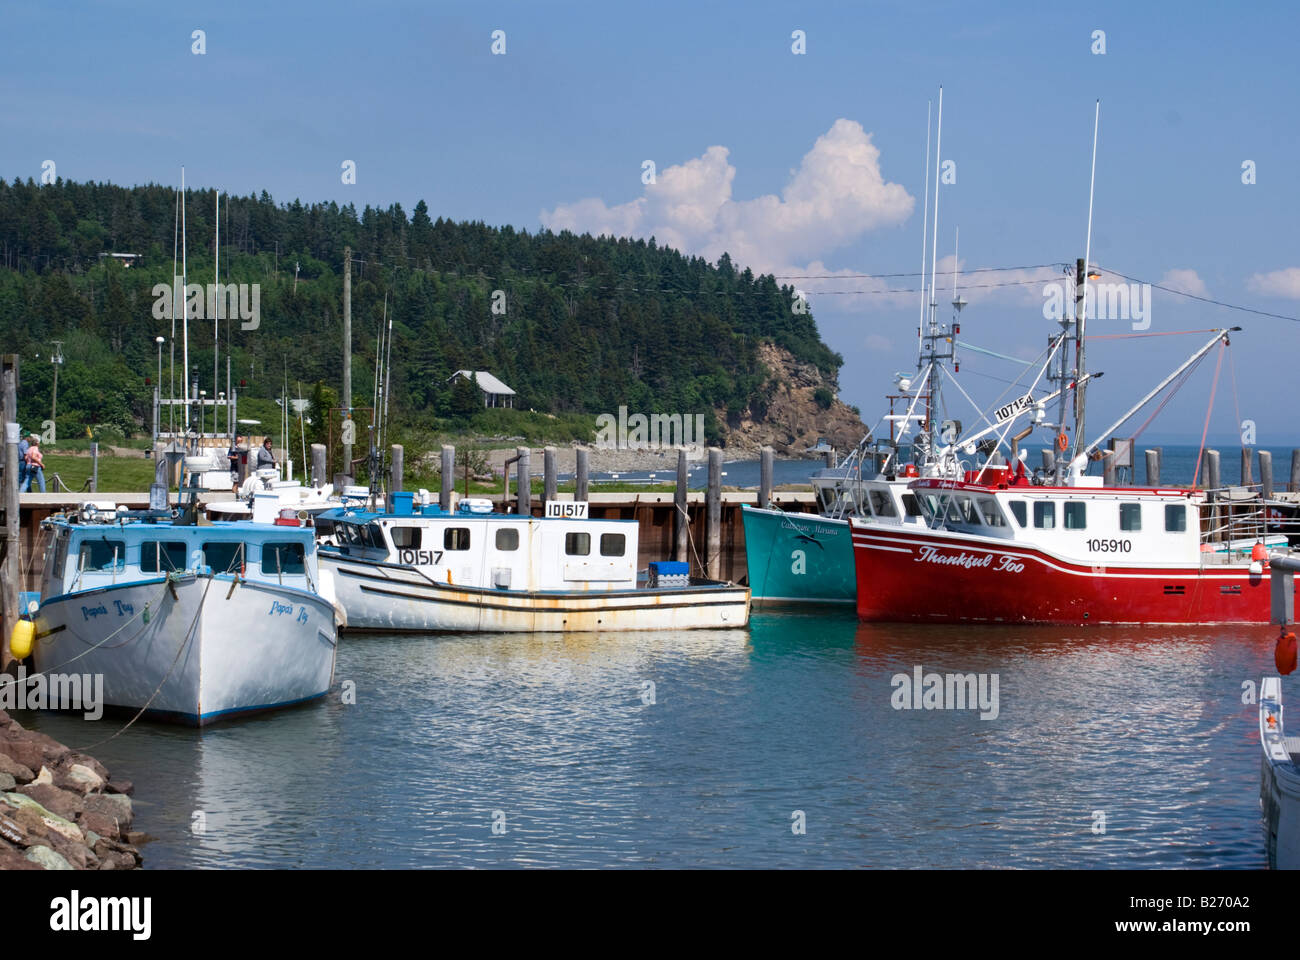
[0,712,140,870]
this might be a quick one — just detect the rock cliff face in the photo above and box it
[716,341,869,457]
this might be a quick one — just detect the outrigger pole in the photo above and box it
[1073,328,1239,469]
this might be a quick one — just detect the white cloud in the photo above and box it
[1248,267,1300,299]
[864,333,892,352]
[541,119,913,273]
[1159,268,1209,298]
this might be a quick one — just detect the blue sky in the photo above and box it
[4,0,1298,444]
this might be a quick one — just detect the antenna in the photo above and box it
[951,227,966,314]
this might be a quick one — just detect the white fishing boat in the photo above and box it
[317,494,750,632]
[204,465,346,524]
[1259,677,1300,868]
[13,495,343,725]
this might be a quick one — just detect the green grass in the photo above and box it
[36,453,160,492]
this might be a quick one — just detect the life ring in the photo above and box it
[1056,432,1068,452]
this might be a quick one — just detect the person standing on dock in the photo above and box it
[16,430,29,491]
[22,436,45,493]
[229,434,245,494]
[256,437,277,474]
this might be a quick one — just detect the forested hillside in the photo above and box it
[0,177,852,448]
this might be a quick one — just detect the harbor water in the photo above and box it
[19,611,1275,868]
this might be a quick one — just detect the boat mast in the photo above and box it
[917,99,931,374]
[925,86,945,462]
[1073,100,1101,464]
[181,167,189,433]
[214,188,220,436]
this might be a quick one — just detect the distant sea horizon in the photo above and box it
[584,441,1300,490]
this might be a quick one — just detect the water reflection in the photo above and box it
[18,616,1273,868]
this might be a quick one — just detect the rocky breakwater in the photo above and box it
[0,711,140,870]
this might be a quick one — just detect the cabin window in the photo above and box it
[140,541,188,573]
[1165,504,1187,532]
[869,489,897,518]
[600,533,626,557]
[977,497,1006,527]
[364,526,386,550]
[1120,503,1142,532]
[444,527,471,551]
[495,528,519,551]
[80,539,126,572]
[1064,502,1087,530]
[52,533,69,579]
[1008,501,1027,527]
[1033,502,1055,529]
[203,541,245,573]
[902,494,922,517]
[264,542,306,576]
[953,495,980,525]
[565,532,591,556]
[390,526,421,549]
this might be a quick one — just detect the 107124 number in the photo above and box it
[1086,539,1131,553]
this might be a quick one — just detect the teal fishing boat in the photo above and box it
[741,505,857,605]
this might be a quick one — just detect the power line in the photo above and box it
[1098,264,1300,323]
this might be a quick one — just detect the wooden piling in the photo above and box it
[823,449,835,469]
[543,446,557,507]
[760,446,774,509]
[1242,447,1253,487]
[390,444,403,493]
[707,447,721,579]
[1291,449,1300,493]
[516,446,531,516]
[310,443,326,488]
[674,448,688,564]
[1144,448,1160,486]
[575,447,589,502]
[1260,449,1274,500]
[440,445,454,510]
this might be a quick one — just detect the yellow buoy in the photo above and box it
[10,620,34,659]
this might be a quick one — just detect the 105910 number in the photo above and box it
[1086,539,1131,553]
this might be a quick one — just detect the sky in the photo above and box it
[3,0,1298,446]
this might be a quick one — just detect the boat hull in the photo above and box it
[851,523,1297,624]
[31,574,338,725]
[323,553,751,632]
[740,506,855,605]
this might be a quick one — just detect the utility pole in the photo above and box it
[50,339,63,427]
[342,246,352,474]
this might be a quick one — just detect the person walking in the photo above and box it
[16,430,29,491]
[23,436,45,493]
